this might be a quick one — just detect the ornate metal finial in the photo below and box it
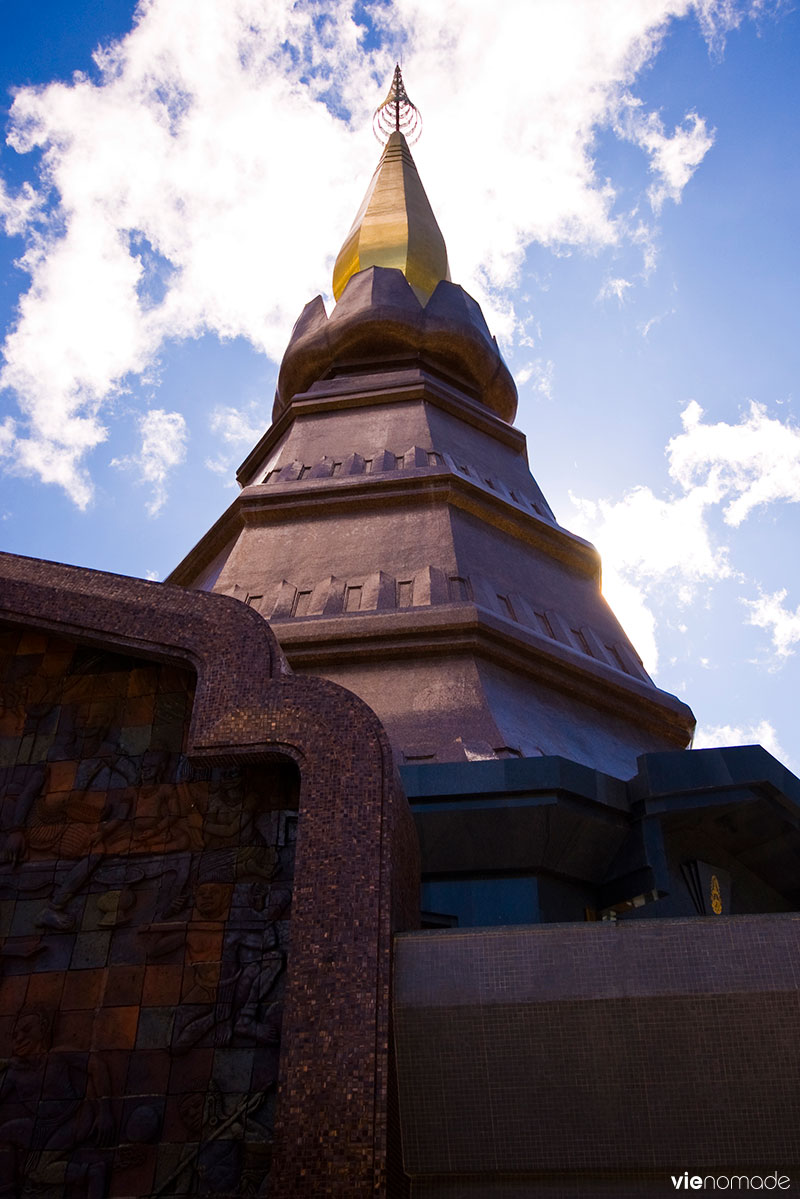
[372,64,422,145]
[333,62,447,304]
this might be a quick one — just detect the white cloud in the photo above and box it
[668,399,800,526]
[693,718,793,769]
[205,401,269,476]
[1,0,381,506]
[112,408,187,515]
[693,0,769,55]
[597,277,633,303]
[743,588,800,660]
[0,0,775,506]
[571,480,729,673]
[571,482,729,585]
[639,307,676,337]
[570,394,800,672]
[0,417,15,455]
[401,0,736,304]
[516,358,554,401]
[0,176,42,236]
[615,98,714,212]
[209,403,268,447]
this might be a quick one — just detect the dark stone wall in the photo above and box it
[0,625,298,1197]
[393,918,800,1198]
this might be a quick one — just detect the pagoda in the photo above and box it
[169,67,695,780]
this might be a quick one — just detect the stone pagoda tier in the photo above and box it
[169,122,694,778]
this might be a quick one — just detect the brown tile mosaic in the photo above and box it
[0,551,420,1198]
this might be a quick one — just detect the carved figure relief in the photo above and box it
[0,627,298,1197]
[0,1009,114,1197]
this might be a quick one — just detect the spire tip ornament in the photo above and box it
[333,64,447,303]
[373,63,422,145]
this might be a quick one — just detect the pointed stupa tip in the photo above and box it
[372,63,422,144]
[332,65,450,305]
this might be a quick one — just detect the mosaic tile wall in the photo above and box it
[0,626,298,1198]
[393,920,800,1197]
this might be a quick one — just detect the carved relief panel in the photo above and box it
[0,626,298,1197]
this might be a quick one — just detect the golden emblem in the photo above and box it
[710,874,723,914]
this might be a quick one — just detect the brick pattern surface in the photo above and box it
[0,626,295,1197]
[394,920,800,1197]
[0,552,420,1199]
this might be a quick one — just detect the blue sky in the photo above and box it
[0,0,799,767]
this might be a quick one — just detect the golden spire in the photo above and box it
[332,66,450,305]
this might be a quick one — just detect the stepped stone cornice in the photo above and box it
[170,466,601,587]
